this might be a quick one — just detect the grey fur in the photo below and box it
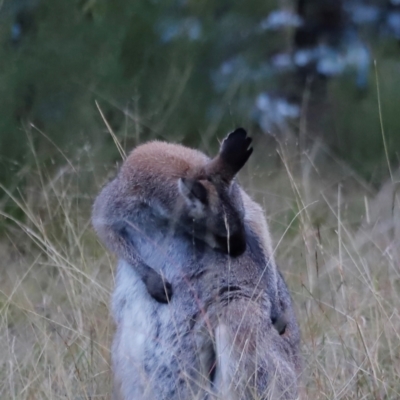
[111,208,301,399]
[92,129,252,303]
[92,130,301,399]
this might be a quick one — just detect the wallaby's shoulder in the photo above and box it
[241,190,274,257]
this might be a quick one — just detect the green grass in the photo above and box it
[0,127,399,399]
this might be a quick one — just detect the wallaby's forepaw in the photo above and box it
[145,272,173,304]
[220,128,253,173]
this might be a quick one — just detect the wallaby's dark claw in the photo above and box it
[145,271,173,304]
[272,313,287,335]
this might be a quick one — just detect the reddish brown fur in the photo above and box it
[120,141,210,199]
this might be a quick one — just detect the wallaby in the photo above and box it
[92,128,253,303]
[93,129,301,399]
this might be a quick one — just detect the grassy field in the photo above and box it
[0,131,399,399]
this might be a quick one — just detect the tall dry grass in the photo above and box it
[0,131,399,399]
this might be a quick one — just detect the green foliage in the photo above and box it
[0,0,399,197]
[327,59,400,183]
[0,1,274,183]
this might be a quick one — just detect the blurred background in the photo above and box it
[1,0,400,189]
[1,1,400,399]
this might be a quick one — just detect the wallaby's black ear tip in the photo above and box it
[223,128,252,148]
[219,127,253,174]
[233,127,247,135]
[225,128,248,142]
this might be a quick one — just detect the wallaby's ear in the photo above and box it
[178,178,208,204]
[219,128,253,173]
[206,128,253,183]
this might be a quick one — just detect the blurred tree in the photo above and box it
[0,0,399,200]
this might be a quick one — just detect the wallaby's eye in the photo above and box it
[179,178,208,204]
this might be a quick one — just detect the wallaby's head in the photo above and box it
[177,128,253,257]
